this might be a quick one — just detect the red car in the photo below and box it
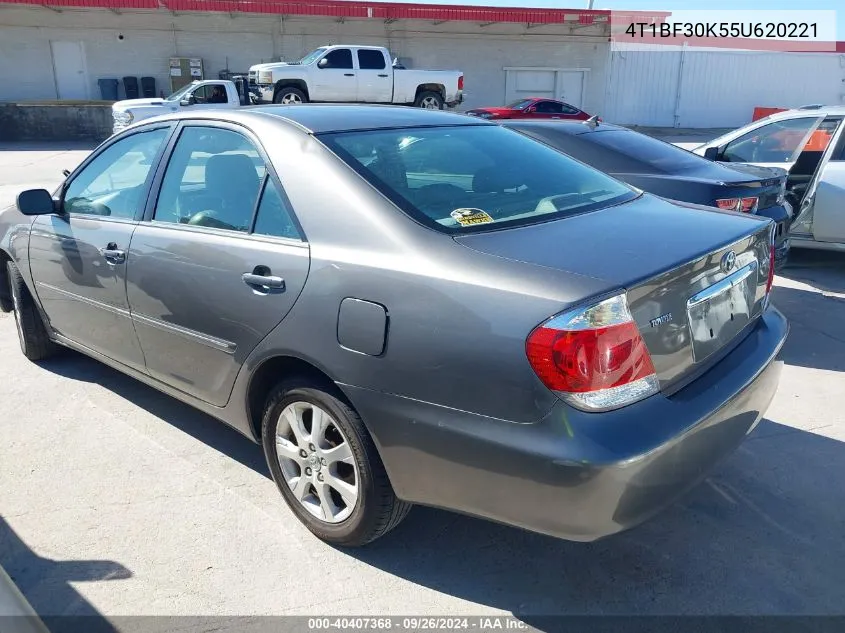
[466,97,592,121]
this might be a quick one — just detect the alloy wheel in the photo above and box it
[281,93,303,105]
[420,96,441,109]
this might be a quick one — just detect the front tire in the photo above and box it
[261,378,411,546]
[273,87,308,105]
[6,261,57,361]
[414,91,444,110]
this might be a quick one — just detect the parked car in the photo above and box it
[111,79,250,134]
[465,97,591,121]
[249,45,463,109]
[0,106,786,547]
[504,120,792,269]
[693,106,845,252]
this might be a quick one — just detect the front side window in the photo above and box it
[535,101,563,114]
[63,128,169,219]
[193,84,228,104]
[357,49,386,70]
[154,126,266,232]
[321,125,637,233]
[321,49,353,70]
[721,117,820,163]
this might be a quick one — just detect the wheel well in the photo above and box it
[274,80,309,101]
[415,84,445,99]
[246,355,338,440]
[0,249,12,312]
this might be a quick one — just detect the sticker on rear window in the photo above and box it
[451,208,493,226]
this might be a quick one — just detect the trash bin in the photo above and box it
[97,78,119,101]
[123,76,139,100]
[141,76,156,98]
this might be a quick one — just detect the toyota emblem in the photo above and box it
[720,250,737,274]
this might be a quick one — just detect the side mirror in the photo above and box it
[180,96,196,106]
[525,106,536,113]
[17,189,56,216]
[318,58,329,69]
[703,146,719,161]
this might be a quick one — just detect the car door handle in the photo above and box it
[344,73,355,77]
[552,116,561,119]
[242,272,285,290]
[99,243,126,264]
[378,74,389,78]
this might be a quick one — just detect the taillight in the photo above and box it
[525,293,659,411]
[766,226,776,295]
[716,197,758,212]
[458,75,464,91]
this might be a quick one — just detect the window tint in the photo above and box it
[322,125,636,233]
[535,101,563,114]
[721,117,820,163]
[193,84,227,104]
[155,127,266,232]
[253,178,301,239]
[585,129,707,172]
[357,49,386,70]
[321,49,353,69]
[560,103,580,115]
[63,128,168,219]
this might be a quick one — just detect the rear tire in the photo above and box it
[6,261,57,361]
[261,378,411,546]
[273,87,308,105]
[414,91,444,110]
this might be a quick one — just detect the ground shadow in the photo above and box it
[0,517,128,631]
[35,352,269,478]
[779,249,844,295]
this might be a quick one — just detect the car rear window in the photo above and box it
[586,129,706,172]
[319,125,638,233]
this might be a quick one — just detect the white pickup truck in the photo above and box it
[249,45,464,109]
[111,80,248,134]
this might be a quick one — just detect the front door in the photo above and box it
[126,123,309,406]
[311,48,357,102]
[355,48,392,103]
[50,41,88,100]
[28,126,172,371]
[802,128,845,243]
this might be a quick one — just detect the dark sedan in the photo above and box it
[1,106,786,546]
[503,120,793,269]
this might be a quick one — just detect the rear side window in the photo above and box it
[585,130,707,173]
[320,125,637,233]
[253,179,301,240]
[357,49,386,70]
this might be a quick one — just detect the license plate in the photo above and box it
[687,263,757,363]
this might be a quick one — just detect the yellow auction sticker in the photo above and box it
[451,208,494,226]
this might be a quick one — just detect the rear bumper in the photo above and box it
[343,307,788,542]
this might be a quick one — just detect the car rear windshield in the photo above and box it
[319,125,638,233]
[586,129,706,172]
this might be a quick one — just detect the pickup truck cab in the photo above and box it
[112,80,247,134]
[249,45,463,109]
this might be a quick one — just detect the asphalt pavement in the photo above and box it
[1,140,844,625]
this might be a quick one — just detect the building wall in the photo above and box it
[0,6,611,113]
[606,45,845,128]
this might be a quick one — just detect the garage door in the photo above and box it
[504,67,586,108]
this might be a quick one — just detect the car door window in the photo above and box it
[253,178,302,240]
[535,101,563,114]
[721,117,820,163]
[321,49,353,69]
[560,103,580,115]
[357,49,386,70]
[154,126,266,232]
[193,84,227,104]
[63,128,169,219]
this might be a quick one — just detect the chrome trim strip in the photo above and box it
[35,282,131,318]
[687,261,758,309]
[131,312,237,354]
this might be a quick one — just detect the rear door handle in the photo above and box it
[378,74,389,78]
[242,272,285,290]
[344,73,355,77]
[99,243,126,264]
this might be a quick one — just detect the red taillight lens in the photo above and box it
[740,197,758,212]
[766,242,776,294]
[458,75,464,91]
[715,198,742,211]
[526,294,659,411]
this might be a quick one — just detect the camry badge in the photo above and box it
[650,313,673,328]
[721,250,737,274]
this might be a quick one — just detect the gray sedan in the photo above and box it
[0,106,787,546]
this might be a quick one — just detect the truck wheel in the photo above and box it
[274,87,308,105]
[414,91,444,110]
[6,261,58,361]
[262,377,412,546]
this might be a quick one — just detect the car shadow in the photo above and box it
[779,249,844,295]
[0,517,128,631]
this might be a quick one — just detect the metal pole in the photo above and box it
[587,0,594,8]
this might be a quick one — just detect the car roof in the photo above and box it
[131,105,492,135]
[764,105,845,119]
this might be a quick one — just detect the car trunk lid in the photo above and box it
[454,193,774,392]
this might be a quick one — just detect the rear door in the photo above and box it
[126,122,310,406]
[312,48,357,102]
[355,48,392,103]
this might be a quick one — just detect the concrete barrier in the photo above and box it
[0,103,112,143]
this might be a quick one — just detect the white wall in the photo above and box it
[606,45,845,128]
[0,6,611,113]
